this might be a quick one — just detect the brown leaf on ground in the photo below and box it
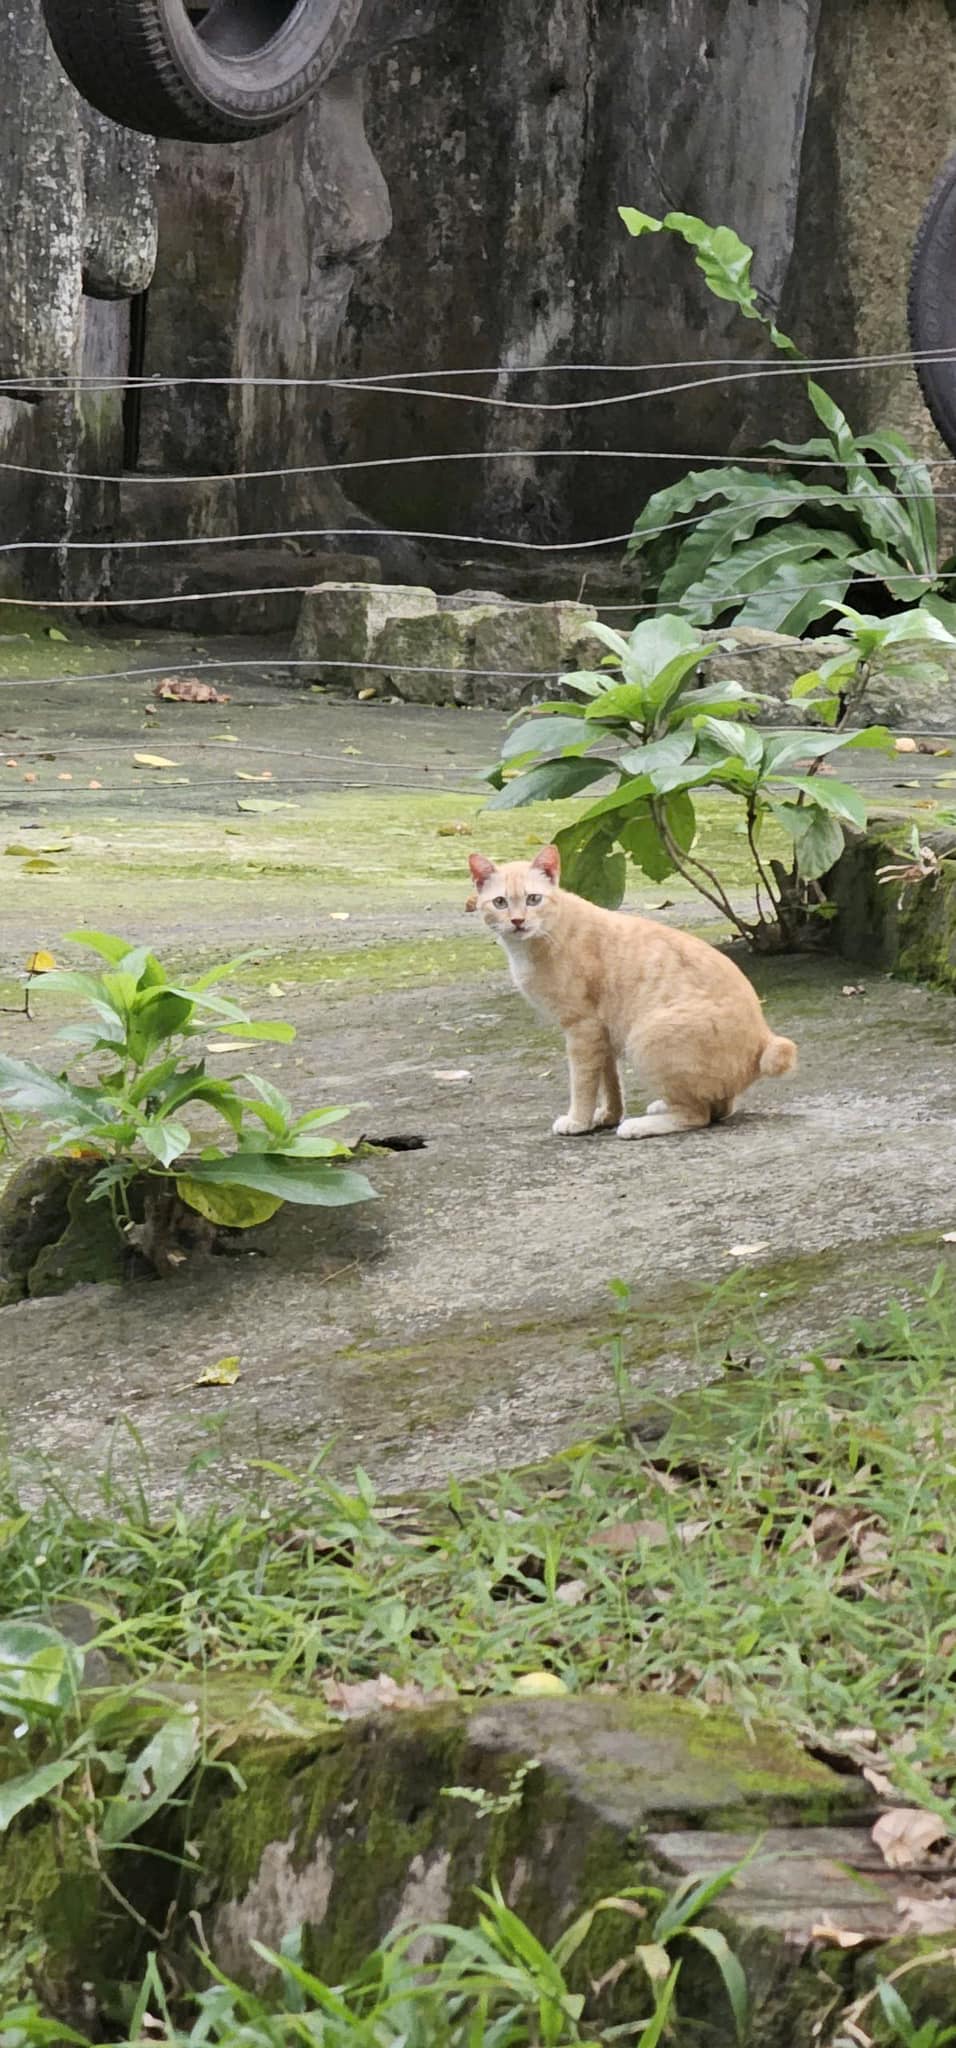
[809,1921,868,1948]
[154,677,231,703]
[894,736,918,753]
[842,984,865,998]
[895,1893,956,1934]
[465,893,478,912]
[593,1519,668,1552]
[322,1673,430,1717]
[872,1808,949,1869]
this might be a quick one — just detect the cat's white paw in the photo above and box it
[616,1116,646,1140]
[552,1113,592,1136]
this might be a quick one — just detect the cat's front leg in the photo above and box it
[593,1052,625,1129]
[553,1023,608,1135]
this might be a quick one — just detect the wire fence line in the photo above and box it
[0,343,949,709]
[3,341,956,390]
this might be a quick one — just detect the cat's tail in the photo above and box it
[759,1033,798,1079]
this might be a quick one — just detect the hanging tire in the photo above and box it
[909,148,956,457]
[40,0,364,143]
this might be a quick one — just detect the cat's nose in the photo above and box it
[511,916,526,929]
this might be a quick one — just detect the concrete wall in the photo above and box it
[6,0,956,597]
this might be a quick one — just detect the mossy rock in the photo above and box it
[0,1157,126,1304]
[0,1156,216,1301]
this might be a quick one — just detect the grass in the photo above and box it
[2,1272,956,1812]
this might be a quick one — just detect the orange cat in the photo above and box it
[467,846,796,1138]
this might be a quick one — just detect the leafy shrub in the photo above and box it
[0,931,373,1264]
[487,611,902,946]
[619,207,948,632]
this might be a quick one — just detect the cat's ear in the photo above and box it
[469,852,497,885]
[532,845,560,882]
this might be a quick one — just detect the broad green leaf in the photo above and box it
[657,477,854,604]
[772,776,867,829]
[485,757,613,811]
[571,772,653,825]
[678,521,857,624]
[139,1119,192,1167]
[582,680,648,723]
[552,818,626,907]
[733,559,854,637]
[501,715,593,761]
[694,717,764,770]
[644,644,714,722]
[762,726,892,773]
[556,669,607,698]
[618,205,664,238]
[101,1711,201,1846]
[63,929,133,964]
[0,1057,107,1127]
[127,989,195,1062]
[615,612,701,688]
[177,1177,284,1228]
[0,1756,76,1832]
[616,803,673,881]
[771,802,844,879]
[0,1622,82,1721]
[667,679,762,723]
[619,732,696,778]
[206,1019,296,1045]
[179,1155,376,1208]
[585,620,633,663]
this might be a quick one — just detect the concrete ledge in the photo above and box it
[827,816,956,984]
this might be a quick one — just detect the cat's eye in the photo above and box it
[526,893,542,905]
[492,894,508,908]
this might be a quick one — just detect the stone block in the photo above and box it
[375,605,497,706]
[467,600,598,709]
[292,582,437,684]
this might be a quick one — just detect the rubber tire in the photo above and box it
[40,0,363,142]
[909,147,956,457]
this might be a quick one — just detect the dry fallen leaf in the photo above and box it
[133,752,179,770]
[941,1232,956,1244]
[677,1520,710,1546]
[872,1807,948,1869]
[437,822,473,837]
[195,1356,240,1387]
[727,1242,770,1258]
[465,893,478,913]
[206,1040,252,1054]
[841,985,865,998]
[57,772,72,783]
[235,770,273,782]
[432,1069,472,1083]
[25,950,55,974]
[88,779,102,790]
[322,1673,428,1717]
[22,772,36,783]
[594,1519,668,1552]
[329,911,350,921]
[895,1894,956,1935]
[809,1921,867,1949]
[154,677,230,703]
[895,736,918,753]
[357,687,377,701]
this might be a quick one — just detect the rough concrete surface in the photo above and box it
[2,649,956,1504]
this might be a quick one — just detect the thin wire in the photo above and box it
[4,342,956,390]
[2,468,953,552]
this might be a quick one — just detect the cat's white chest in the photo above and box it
[499,934,552,1017]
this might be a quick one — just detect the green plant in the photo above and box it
[619,208,948,631]
[0,1869,748,2045]
[486,610,893,945]
[872,1978,956,2048]
[0,931,374,1268]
